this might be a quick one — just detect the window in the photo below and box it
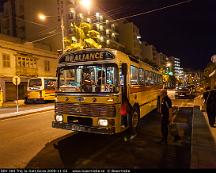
[17,56,37,68]
[130,66,139,85]
[2,53,10,68]
[138,68,145,85]
[59,64,119,93]
[44,60,50,72]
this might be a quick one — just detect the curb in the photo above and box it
[0,106,54,120]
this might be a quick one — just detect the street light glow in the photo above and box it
[38,13,47,21]
[166,62,171,67]
[80,0,92,10]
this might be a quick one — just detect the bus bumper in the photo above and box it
[52,121,115,135]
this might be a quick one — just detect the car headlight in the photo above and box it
[56,114,63,122]
[98,119,108,126]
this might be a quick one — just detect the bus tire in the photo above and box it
[24,98,30,104]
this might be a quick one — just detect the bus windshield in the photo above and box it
[29,79,42,87]
[58,64,119,93]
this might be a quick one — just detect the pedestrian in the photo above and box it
[203,86,216,127]
[159,89,172,144]
[120,95,137,142]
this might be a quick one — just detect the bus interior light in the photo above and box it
[98,119,108,126]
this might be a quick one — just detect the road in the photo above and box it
[0,98,195,169]
[0,109,71,168]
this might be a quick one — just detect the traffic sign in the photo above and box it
[12,76,21,85]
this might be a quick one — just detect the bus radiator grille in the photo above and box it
[55,102,116,117]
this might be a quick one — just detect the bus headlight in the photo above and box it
[98,119,108,126]
[56,114,63,122]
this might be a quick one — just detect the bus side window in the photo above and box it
[138,68,145,85]
[130,65,138,85]
[144,70,149,86]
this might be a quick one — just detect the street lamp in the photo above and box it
[79,0,92,11]
[37,0,92,53]
[166,62,171,67]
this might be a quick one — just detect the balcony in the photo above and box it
[16,67,38,77]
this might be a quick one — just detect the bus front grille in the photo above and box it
[55,102,116,117]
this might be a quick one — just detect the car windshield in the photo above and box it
[29,79,42,87]
[58,64,119,93]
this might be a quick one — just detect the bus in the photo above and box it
[52,48,163,134]
[25,77,57,104]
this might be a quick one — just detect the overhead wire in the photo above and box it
[29,0,192,43]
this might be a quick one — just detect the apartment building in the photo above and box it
[118,21,142,58]
[141,42,153,62]
[0,0,124,52]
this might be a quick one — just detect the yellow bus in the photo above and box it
[52,48,163,134]
[25,77,57,104]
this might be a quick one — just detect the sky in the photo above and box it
[97,0,215,70]
[0,0,214,70]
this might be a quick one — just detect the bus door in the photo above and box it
[121,63,128,101]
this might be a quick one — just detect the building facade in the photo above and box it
[118,21,142,58]
[0,34,57,102]
[0,0,124,52]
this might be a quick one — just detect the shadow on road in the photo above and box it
[26,109,192,169]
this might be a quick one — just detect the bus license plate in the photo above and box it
[71,124,85,131]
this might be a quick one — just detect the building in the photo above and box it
[0,34,57,102]
[0,0,124,52]
[141,42,154,62]
[118,21,142,58]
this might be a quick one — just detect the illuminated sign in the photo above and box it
[59,51,114,63]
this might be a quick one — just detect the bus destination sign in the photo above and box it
[59,51,114,63]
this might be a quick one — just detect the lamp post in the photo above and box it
[60,15,65,53]
[38,13,65,53]
[37,0,92,53]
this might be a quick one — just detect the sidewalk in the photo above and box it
[0,101,54,120]
[191,97,216,168]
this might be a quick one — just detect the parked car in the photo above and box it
[175,86,195,99]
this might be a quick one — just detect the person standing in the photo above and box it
[159,89,173,144]
[203,86,215,127]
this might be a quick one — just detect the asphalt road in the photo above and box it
[0,98,195,169]
[0,110,71,168]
